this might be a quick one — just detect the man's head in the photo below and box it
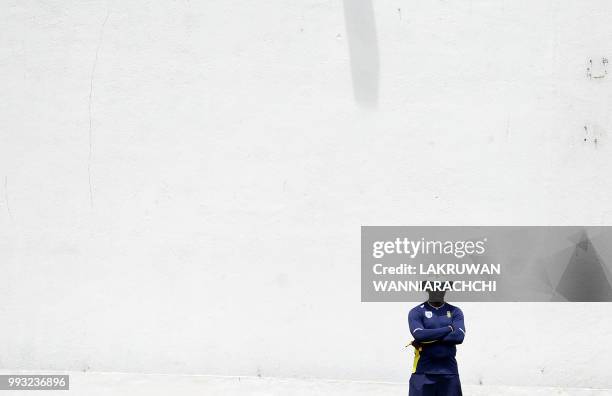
[427,289,446,303]
[426,280,453,303]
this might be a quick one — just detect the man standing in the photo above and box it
[408,288,465,396]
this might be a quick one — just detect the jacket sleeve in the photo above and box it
[441,308,466,344]
[408,309,452,343]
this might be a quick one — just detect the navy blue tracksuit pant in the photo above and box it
[409,374,462,396]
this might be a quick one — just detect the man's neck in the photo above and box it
[427,301,444,308]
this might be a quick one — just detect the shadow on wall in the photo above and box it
[343,0,379,108]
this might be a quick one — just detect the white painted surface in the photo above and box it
[1,0,612,391]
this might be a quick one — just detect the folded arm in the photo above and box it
[441,308,466,345]
[408,309,452,343]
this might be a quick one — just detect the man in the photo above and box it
[408,286,465,396]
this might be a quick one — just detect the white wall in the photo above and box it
[1,0,612,389]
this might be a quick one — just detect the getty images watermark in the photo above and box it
[371,236,499,292]
[361,226,612,302]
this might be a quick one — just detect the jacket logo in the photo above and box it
[425,311,433,318]
[447,311,452,318]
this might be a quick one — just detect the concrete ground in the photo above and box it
[1,371,611,395]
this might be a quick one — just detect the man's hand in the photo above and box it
[407,339,422,349]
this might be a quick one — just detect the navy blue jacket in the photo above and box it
[408,302,465,374]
